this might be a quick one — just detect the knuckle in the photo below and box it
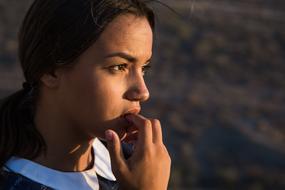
[166,152,172,163]
[142,119,152,128]
[162,145,171,159]
[161,147,171,164]
[155,145,171,165]
[146,146,154,155]
[151,119,161,126]
[155,144,167,154]
[142,148,154,160]
[153,122,162,133]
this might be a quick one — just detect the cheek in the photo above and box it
[67,70,126,118]
[93,76,125,117]
[81,76,127,138]
[59,68,128,137]
[57,68,98,119]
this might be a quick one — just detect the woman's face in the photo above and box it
[55,14,153,140]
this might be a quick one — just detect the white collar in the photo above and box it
[5,138,116,190]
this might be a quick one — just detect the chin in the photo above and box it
[119,131,128,141]
[95,116,130,141]
[96,127,127,142]
[112,127,128,141]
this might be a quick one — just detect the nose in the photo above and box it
[124,73,150,102]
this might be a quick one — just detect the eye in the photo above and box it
[142,64,152,76]
[109,64,128,72]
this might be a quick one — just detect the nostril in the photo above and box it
[124,79,150,102]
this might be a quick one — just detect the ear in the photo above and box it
[40,70,62,88]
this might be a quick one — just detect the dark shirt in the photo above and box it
[0,142,133,190]
[0,169,119,190]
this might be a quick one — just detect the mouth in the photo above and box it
[120,107,141,118]
[118,107,141,141]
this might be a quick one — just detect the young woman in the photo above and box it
[0,0,171,189]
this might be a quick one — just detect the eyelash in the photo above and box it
[108,64,152,75]
[109,64,128,72]
[142,65,152,75]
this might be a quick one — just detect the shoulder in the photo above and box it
[0,169,54,190]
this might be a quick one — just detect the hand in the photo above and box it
[105,114,171,190]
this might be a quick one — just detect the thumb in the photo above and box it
[105,130,128,176]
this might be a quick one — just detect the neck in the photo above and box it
[33,92,94,172]
[34,140,94,172]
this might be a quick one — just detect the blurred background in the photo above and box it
[0,0,285,189]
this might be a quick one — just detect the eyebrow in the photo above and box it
[104,52,152,64]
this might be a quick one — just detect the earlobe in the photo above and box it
[40,71,60,88]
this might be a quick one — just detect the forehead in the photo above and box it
[90,14,153,60]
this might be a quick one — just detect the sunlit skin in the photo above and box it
[34,14,151,168]
[53,15,152,140]
[34,14,171,189]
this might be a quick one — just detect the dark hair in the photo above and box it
[0,0,155,167]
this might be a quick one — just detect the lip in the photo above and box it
[121,107,141,118]
[117,107,140,141]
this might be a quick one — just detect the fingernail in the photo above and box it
[105,130,113,141]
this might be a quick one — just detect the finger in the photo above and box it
[126,125,138,133]
[125,125,139,143]
[123,131,138,144]
[105,130,128,175]
[125,114,152,147]
[150,119,163,144]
